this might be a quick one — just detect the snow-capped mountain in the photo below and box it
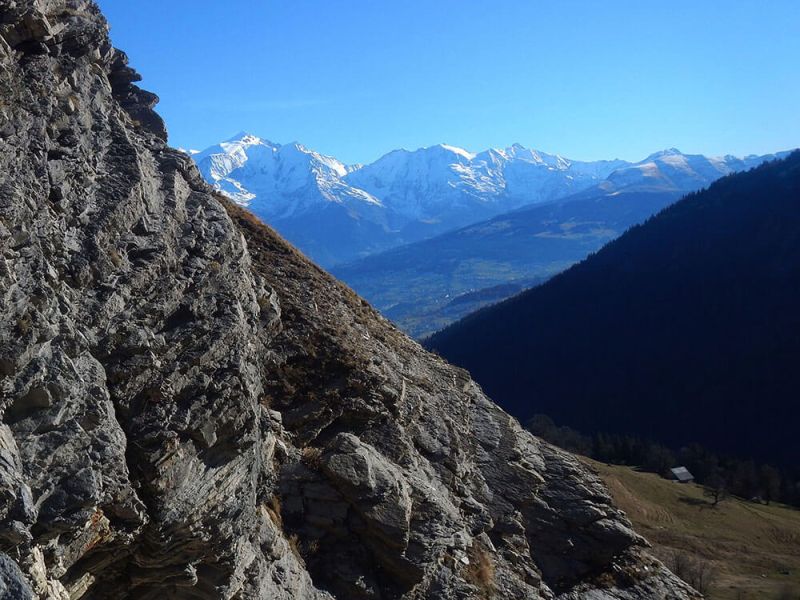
[193,133,628,266]
[597,148,784,194]
[193,133,382,220]
[343,143,627,229]
[332,148,792,337]
[193,134,789,268]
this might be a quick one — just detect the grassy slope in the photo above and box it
[582,459,800,599]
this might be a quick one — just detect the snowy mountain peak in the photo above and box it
[502,144,571,169]
[645,147,685,160]
[225,131,267,144]
[604,148,790,193]
[193,133,382,219]
[214,132,278,157]
[283,140,309,153]
[191,134,790,267]
[194,134,635,241]
[192,134,277,189]
[437,144,476,160]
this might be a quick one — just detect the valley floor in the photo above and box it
[583,459,800,599]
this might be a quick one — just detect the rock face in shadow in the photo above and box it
[0,1,697,598]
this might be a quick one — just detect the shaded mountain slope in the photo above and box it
[0,1,694,599]
[335,150,789,338]
[428,153,800,466]
[334,188,683,338]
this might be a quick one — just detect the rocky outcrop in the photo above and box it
[0,1,698,598]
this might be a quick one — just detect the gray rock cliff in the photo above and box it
[0,1,698,598]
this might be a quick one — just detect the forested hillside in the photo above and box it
[429,152,800,466]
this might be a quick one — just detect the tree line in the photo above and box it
[526,414,798,508]
[429,153,800,473]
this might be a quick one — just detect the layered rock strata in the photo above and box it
[0,1,697,598]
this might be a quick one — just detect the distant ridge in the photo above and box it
[428,151,800,465]
[333,148,791,336]
[193,134,630,265]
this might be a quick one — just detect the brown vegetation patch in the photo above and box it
[463,545,495,597]
[585,458,800,599]
[265,495,282,529]
[300,446,322,470]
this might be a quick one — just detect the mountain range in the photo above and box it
[193,133,629,266]
[0,2,696,598]
[427,151,800,466]
[332,148,789,336]
[195,137,788,336]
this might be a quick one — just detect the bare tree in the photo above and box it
[760,465,782,505]
[704,472,729,507]
[663,550,718,595]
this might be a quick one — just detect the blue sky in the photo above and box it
[97,0,799,165]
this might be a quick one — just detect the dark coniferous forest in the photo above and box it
[428,152,800,467]
[526,414,799,507]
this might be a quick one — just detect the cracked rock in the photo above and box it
[0,1,699,599]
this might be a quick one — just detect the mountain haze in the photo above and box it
[194,134,628,266]
[335,149,789,337]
